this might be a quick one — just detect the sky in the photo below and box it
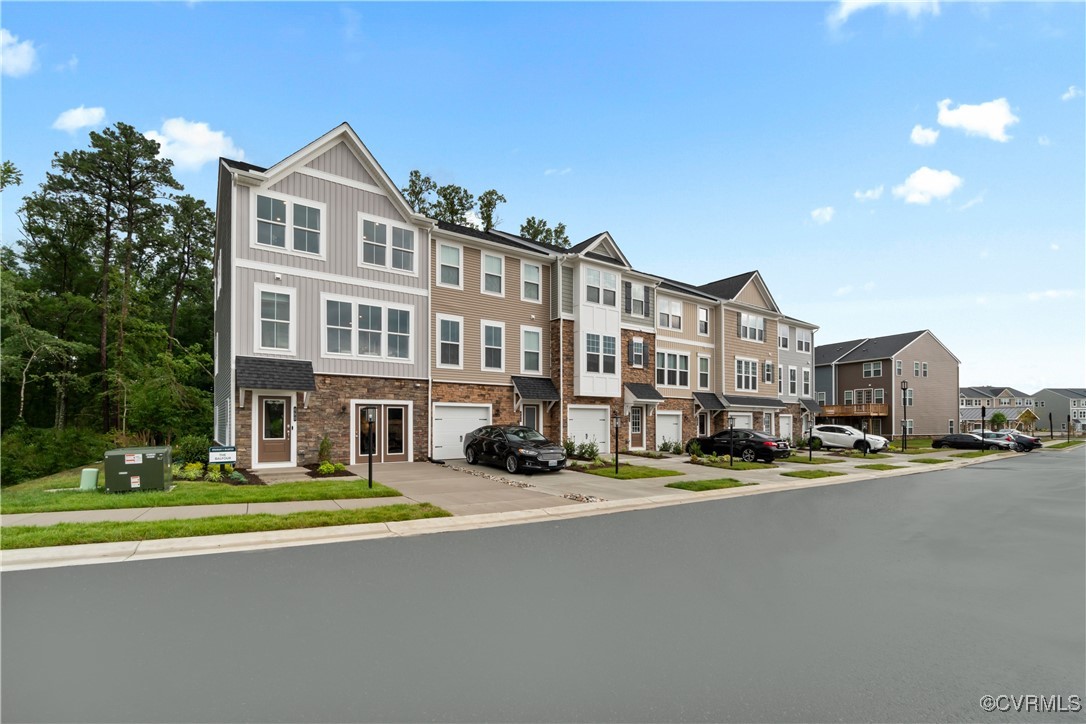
[2,1,1083,392]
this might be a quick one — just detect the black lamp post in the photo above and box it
[612,413,621,475]
[729,417,735,467]
[861,419,868,457]
[900,381,909,452]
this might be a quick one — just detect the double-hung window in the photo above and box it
[602,335,616,373]
[659,299,682,330]
[391,227,414,272]
[586,334,601,373]
[802,368,810,396]
[764,361,773,384]
[797,329,811,352]
[735,359,758,391]
[656,352,689,387]
[522,262,541,302]
[437,315,462,368]
[360,216,415,273]
[896,360,903,376]
[873,388,884,404]
[482,254,503,296]
[357,304,382,356]
[740,314,765,342]
[698,307,710,336]
[779,325,790,349]
[361,219,387,266]
[630,284,645,316]
[256,196,287,248]
[602,272,617,306]
[387,309,410,359]
[906,389,915,406]
[788,367,797,395]
[863,361,882,378]
[438,244,462,288]
[698,356,711,389]
[522,327,542,373]
[914,361,920,377]
[482,321,504,371]
[323,295,413,362]
[293,204,321,254]
[922,362,929,377]
[844,390,854,405]
[326,300,353,354]
[778,365,783,394]
[256,194,324,257]
[585,269,601,304]
[630,338,644,367]
[259,289,293,351]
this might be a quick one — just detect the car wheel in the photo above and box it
[465,447,477,465]
[854,441,870,454]
[740,448,757,463]
[504,454,519,474]
[1014,443,1025,452]
[985,444,999,451]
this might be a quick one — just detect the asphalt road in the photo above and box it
[3,449,1084,723]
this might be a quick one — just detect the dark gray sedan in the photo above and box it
[463,425,567,474]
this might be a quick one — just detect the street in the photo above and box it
[3,448,1084,723]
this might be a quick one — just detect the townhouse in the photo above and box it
[1030,388,1086,433]
[958,386,1038,432]
[213,124,820,469]
[814,330,959,438]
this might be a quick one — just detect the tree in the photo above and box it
[520,216,571,248]
[477,189,506,232]
[155,195,214,351]
[989,412,1008,430]
[0,161,22,190]
[401,170,436,215]
[431,184,475,225]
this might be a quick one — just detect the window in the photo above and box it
[586,334,600,373]
[438,244,461,288]
[922,362,929,377]
[698,307,710,336]
[874,388,884,404]
[255,194,325,257]
[603,335,616,374]
[293,204,320,254]
[657,352,690,387]
[736,359,758,391]
[437,315,462,368]
[522,262,541,302]
[256,196,287,248]
[585,269,600,304]
[522,327,541,373]
[778,365,783,394]
[863,361,882,378]
[584,268,615,306]
[602,272,617,306]
[658,299,682,330]
[357,304,382,356]
[906,389,915,406]
[362,219,387,266]
[740,313,765,342]
[391,227,414,272]
[764,361,773,384]
[797,329,812,353]
[896,360,903,376]
[482,254,503,296]
[387,309,410,359]
[259,289,292,351]
[630,338,644,367]
[779,325,790,349]
[630,284,646,316]
[802,368,811,397]
[482,322,504,371]
[321,295,412,362]
[699,356,710,389]
[904,419,914,434]
[326,300,352,354]
[360,216,415,272]
[817,392,826,404]
[789,367,798,396]
[844,389,854,405]
[914,361,920,377]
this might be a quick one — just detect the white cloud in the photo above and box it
[1038,136,1051,146]
[52,105,106,133]
[828,0,939,29]
[544,167,571,176]
[1061,85,1083,101]
[811,206,835,224]
[1026,289,1077,302]
[55,55,78,72]
[834,285,853,297]
[892,166,963,205]
[463,210,483,230]
[144,118,244,171]
[854,185,883,202]
[936,98,1019,142]
[1050,243,1060,251]
[862,281,875,292]
[1,29,38,77]
[910,124,939,146]
[958,194,984,211]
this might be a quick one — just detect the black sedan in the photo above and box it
[932,433,1004,450]
[997,429,1043,451]
[463,425,566,474]
[685,428,791,463]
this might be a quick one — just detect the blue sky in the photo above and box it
[2,1,1083,391]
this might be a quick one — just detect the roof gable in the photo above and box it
[698,271,779,313]
[571,232,631,269]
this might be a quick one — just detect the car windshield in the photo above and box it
[504,427,548,442]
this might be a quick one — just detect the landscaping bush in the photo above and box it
[318,436,334,464]
[174,434,211,466]
[176,462,205,481]
[575,440,600,460]
[204,464,223,483]
[0,424,113,487]
[687,440,702,458]
[563,438,576,458]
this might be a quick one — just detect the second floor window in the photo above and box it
[324,298,413,362]
[914,361,920,377]
[522,263,541,302]
[439,244,461,287]
[630,339,644,367]
[907,389,915,406]
[740,314,765,342]
[764,361,773,384]
[802,368,811,396]
[896,360,903,376]
[863,361,882,378]
[439,317,461,367]
[326,300,352,354]
[922,362,929,378]
[523,328,541,373]
[260,291,291,350]
[778,365,783,394]
[736,359,758,391]
[361,217,414,272]
[483,254,503,295]
[698,307,710,335]
[630,284,646,316]
[482,322,503,371]
[586,334,601,372]
[788,367,797,395]
[699,357,710,389]
[657,352,690,387]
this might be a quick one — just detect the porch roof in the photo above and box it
[693,392,727,411]
[624,383,666,403]
[510,375,561,401]
[235,356,316,391]
[720,394,787,410]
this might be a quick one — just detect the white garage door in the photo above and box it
[432,404,490,460]
[728,413,753,429]
[568,406,610,454]
[656,411,683,449]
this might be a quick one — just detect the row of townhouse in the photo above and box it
[813,330,961,438]
[212,124,820,469]
[959,386,1086,432]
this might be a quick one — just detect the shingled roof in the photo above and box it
[697,271,758,300]
[235,356,316,391]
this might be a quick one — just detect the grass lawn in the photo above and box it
[1,503,449,550]
[781,469,846,479]
[854,463,908,471]
[689,459,776,471]
[835,452,893,460]
[909,458,950,464]
[781,455,844,465]
[1047,440,1085,449]
[951,450,1004,459]
[579,463,682,480]
[889,438,935,452]
[666,479,749,492]
[1,466,401,515]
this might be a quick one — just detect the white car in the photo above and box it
[809,424,889,453]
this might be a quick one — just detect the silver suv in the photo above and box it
[809,424,889,453]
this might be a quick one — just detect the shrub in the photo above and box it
[318,436,334,464]
[687,440,702,457]
[809,436,823,451]
[575,440,599,460]
[318,461,336,476]
[333,462,347,473]
[228,470,247,483]
[563,438,576,458]
[174,434,211,466]
[204,464,223,482]
[0,424,113,487]
[176,462,205,481]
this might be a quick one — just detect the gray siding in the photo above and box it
[562,266,573,314]
[621,281,655,328]
[304,143,377,186]
[213,164,234,444]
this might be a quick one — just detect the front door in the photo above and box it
[630,406,644,449]
[779,415,793,443]
[522,404,541,432]
[356,404,410,463]
[258,396,292,463]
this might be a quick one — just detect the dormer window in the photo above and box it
[584,268,616,306]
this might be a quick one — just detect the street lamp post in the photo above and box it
[900,381,909,452]
[862,419,868,457]
[612,413,621,475]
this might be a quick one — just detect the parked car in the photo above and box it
[931,433,1004,450]
[997,429,1042,451]
[979,431,1019,451]
[463,425,566,474]
[808,424,889,453]
[686,428,791,463]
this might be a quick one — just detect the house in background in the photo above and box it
[958,386,1038,432]
[814,330,959,437]
[1030,388,1086,432]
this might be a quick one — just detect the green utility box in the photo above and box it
[103,447,172,493]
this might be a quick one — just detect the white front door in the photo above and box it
[432,404,491,459]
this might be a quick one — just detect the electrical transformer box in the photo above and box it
[103,447,172,493]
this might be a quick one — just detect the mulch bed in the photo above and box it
[228,468,267,486]
[302,464,359,480]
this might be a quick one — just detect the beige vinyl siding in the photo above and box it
[430,243,552,384]
[303,142,378,186]
[236,266,429,380]
[896,333,960,435]
[656,297,710,344]
[723,310,777,395]
[654,340,700,399]
[737,282,773,309]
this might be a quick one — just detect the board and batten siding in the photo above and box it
[431,242,551,383]
[303,143,378,186]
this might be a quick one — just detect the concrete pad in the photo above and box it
[135,504,249,521]
[332,496,413,510]
[0,514,44,526]
[245,500,341,515]
[6,508,150,527]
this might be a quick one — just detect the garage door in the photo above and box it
[432,404,490,459]
[656,411,682,449]
[568,406,610,454]
[728,412,753,429]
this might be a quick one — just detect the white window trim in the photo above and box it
[435,313,464,370]
[697,306,710,337]
[657,349,691,389]
[658,297,683,331]
[788,365,798,396]
[356,211,419,277]
[697,354,711,390]
[779,324,790,349]
[319,292,415,364]
[802,367,811,397]
[481,252,504,298]
[778,364,783,395]
[251,190,328,262]
[436,241,464,291]
[735,356,759,392]
[480,319,505,373]
[631,336,645,368]
[521,261,542,304]
[764,359,773,385]
[520,325,543,374]
[254,283,297,356]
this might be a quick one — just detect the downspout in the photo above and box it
[426,225,433,461]
[557,254,566,445]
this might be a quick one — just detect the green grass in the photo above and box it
[950,450,1004,459]
[889,437,935,452]
[666,479,749,492]
[689,459,776,471]
[1,503,449,550]
[1047,440,1085,449]
[835,451,893,460]
[781,455,845,465]
[1,466,400,515]
[909,458,950,464]
[580,464,682,480]
[854,463,907,471]
[781,469,846,479]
